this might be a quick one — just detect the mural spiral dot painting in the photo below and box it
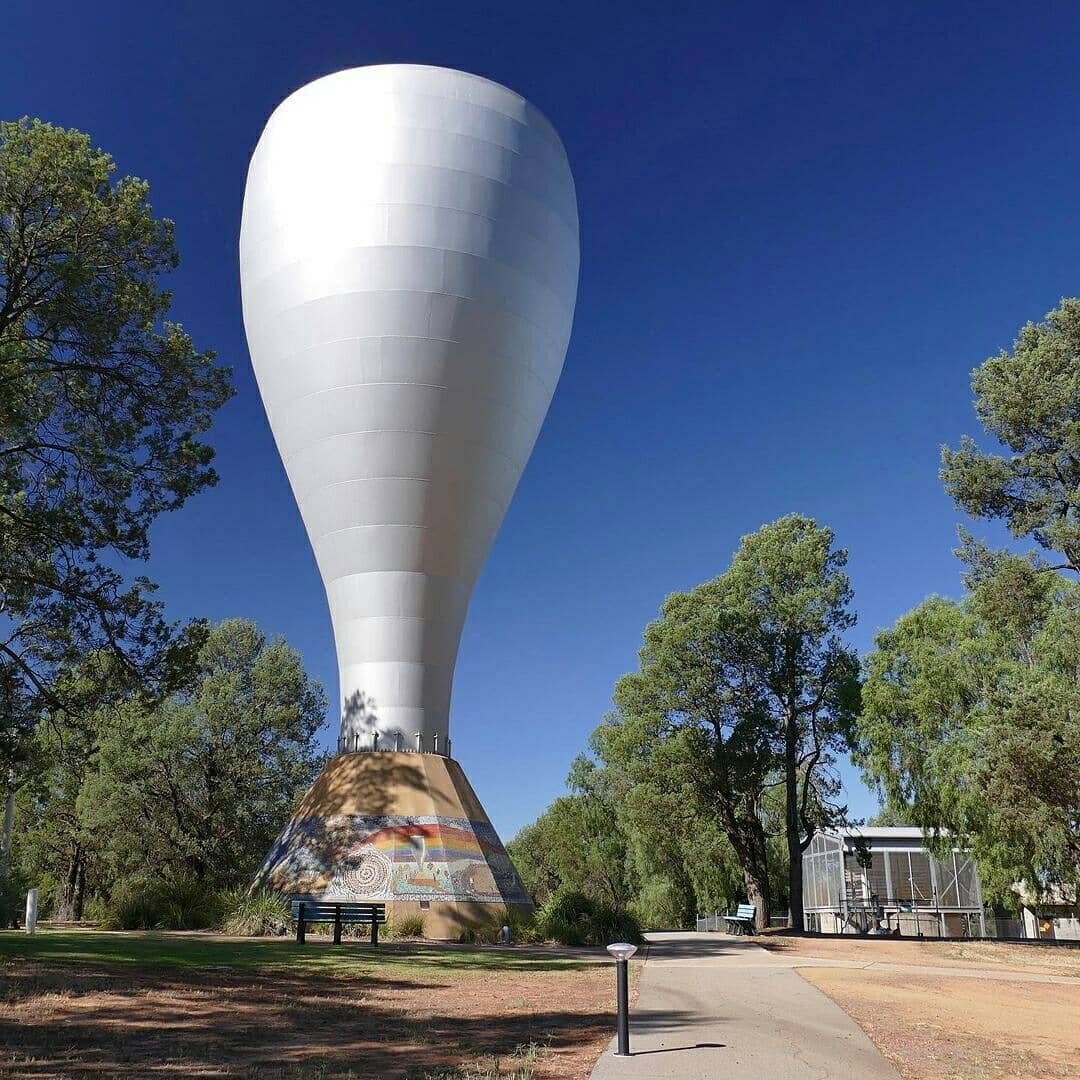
[256,812,529,905]
[334,844,394,898]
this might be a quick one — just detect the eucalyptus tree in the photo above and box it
[862,298,1080,901]
[609,516,860,930]
[859,551,1079,901]
[941,297,1080,575]
[0,118,232,752]
[80,619,327,890]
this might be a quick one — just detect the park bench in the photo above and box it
[290,900,387,945]
[722,903,757,935]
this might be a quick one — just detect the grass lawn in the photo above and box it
[0,929,624,1079]
[0,929,594,976]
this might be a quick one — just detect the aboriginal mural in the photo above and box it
[254,814,529,905]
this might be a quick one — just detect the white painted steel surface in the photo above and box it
[240,66,579,752]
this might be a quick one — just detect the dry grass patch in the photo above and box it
[758,930,1080,977]
[798,967,1080,1080]
[0,932,628,1079]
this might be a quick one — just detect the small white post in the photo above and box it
[25,888,39,934]
[414,732,423,752]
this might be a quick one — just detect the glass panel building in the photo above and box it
[802,828,986,937]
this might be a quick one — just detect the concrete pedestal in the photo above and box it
[253,752,531,940]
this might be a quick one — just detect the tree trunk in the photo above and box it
[709,759,773,932]
[54,843,86,922]
[0,769,14,882]
[722,807,772,932]
[743,866,771,932]
[785,709,805,932]
[787,829,805,933]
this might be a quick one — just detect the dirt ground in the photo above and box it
[758,929,1080,977]
[0,952,624,1078]
[755,932,1080,1080]
[799,968,1080,1080]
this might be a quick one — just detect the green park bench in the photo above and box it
[290,900,387,945]
[722,903,757,934]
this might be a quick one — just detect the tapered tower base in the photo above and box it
[253,752,531,940]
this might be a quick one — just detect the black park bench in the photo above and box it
[290,900,387,945]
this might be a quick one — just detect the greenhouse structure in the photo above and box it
[802,827,987,937]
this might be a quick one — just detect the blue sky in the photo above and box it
[4,2,1078,839]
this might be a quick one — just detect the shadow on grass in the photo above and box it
[0,957,674,1079]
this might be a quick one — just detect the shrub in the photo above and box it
[99,876,225,930]
[455,897,638,947]
[83,894,112,926]
[536,889,642,947]
[389,911,425,939]
[505,906,544,944]
[630,875,692,930]
[457,919,502,945]
[0,869,27,929]
[456,906,534,944]
[220,890,292,936]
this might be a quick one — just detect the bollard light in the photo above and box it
[606,942,637,1056]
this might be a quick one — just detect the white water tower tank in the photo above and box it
[240,65,579,752]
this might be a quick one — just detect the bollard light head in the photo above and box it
[606,942,638,961]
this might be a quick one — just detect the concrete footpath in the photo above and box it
[590,931,899,1080]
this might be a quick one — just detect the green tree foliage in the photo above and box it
[866,804,911,827]
[862,298,1080,905]
[507,756,633,912]
[13,653,125,919]
[591,710,763,928]
[609,516,859,930]
[941,297,1080,574]
[0,118,232,751]
[84,619,326,889]
[510,720,779,930]
[18,620,326,912]
[859,551,1080,902]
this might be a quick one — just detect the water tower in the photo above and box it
[241,65,578,937]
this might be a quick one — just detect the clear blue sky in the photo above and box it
[4,2,1078,839]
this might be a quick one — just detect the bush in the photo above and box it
[0,869,28,929]
[505,906,544,944]
[536,889,642,947]
[99,876,226,930]
[389,911,425,939]
[457,906,538,945]
[83,895,112,925]
[630,875,693,930]
[454,896,639,947]
[220,890,292,936]
[458,919,503,945]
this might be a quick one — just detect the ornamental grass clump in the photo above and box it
[389,911,426,939]
[220,890,293,936]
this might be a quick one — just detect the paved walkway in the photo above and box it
[590,931,900,1080]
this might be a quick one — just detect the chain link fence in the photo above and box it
[695,911,790,932]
